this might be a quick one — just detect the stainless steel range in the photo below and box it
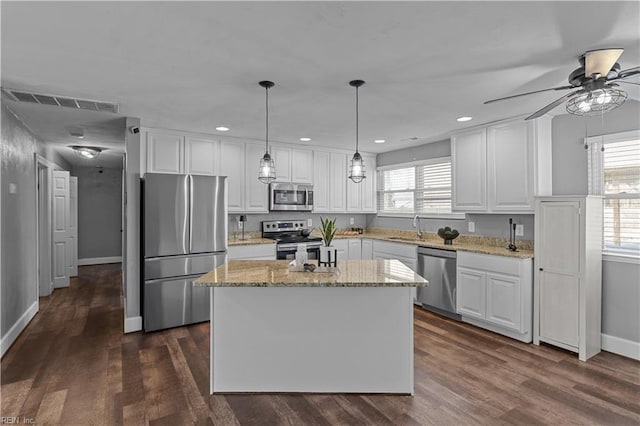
[262,220,322,260]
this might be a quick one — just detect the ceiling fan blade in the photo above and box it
[585,48,624,78]
[525,90,585,120]
[612,66,640,80]
[484,85,575,104]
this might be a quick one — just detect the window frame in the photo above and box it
[587,129,640,262]
[376,157,465,219]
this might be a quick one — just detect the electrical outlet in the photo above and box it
[468,221,475,233]
[515,224,524,236]
[307,218,313,227]
[350,217,355,225]
[8,183,17,194]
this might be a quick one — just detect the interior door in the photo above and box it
[52,170,70,288]
[67,176,78,277]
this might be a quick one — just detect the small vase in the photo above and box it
[319,245,337,266]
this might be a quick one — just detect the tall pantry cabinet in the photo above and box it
[533,196,602,361]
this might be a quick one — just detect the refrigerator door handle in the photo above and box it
[188,174,193,253]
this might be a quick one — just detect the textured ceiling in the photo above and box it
[2,1,639,166]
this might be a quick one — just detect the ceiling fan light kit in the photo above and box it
[258,80,276,184]
[348,79,366,184]
[484,48,639,120]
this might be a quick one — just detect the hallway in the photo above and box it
[1,264,639,425]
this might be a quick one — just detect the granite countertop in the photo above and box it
[228,237,276,247]
[194,259,428,287]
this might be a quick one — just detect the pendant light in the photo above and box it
[258,80,276,184]
[348,80,366,183]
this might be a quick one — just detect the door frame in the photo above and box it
[35,154,53,297]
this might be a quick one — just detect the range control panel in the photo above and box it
[262,220,308,233]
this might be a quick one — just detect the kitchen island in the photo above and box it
[195,259,427,395]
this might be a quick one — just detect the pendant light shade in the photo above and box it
[349,80,366,183]
[258,80,276,184]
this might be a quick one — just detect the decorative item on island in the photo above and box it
[319,217,338,267]
[437,226,460,245]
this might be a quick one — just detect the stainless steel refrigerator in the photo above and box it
[142,174,227,332]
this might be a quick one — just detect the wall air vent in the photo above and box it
[1,87,119,114]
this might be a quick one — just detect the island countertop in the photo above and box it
[194,259,428,288]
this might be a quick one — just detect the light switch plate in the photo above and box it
[468,221,475,233]
[350,217,355,225]
[515,224,524,236]
[307,218,313,227]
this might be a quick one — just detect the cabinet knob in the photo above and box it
[539,268,544,271]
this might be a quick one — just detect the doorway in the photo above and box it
[36,158,51,297]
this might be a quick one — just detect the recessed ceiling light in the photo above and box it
[456,116,473,122]
[374,139,386,144]
[216,126,229,132]
[299,137,311,142]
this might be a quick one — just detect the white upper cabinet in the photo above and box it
[329,152,347,212]
[220,141,245,212]
[313,151,331,212]
[244,143,270,213]
[347,154,376,213]
[185,137,220,176]
[273,145,314,184]
[452,129,487,211]
[146,130,184,174]
[452,116,552,213]
[291,149,314,183]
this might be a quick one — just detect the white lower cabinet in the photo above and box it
[228,244,276,260]
[456,252,533,342]
[361,239,373,259]
[372,240,417,271]
[330,239,349,261]
[348,239,362,260]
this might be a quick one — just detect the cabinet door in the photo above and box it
[147,131,184,174]
[291,149,313,184]
[537,201,580,275]
[220,141,244,212]
[273,146,291,182]
[348,239,362,260]
[452,129,487,211]
[346,178,362,212]
[539,271,579,348]
[244,143,269,212]
[331,239,349,261]
[329,152,347,212]
[313,151,331,212]
[362,155,377,212]
[185,137,219,176]
[456,266,486,319]
[486,272,521,331]
[487,121,533,211]
[361,239,373,259]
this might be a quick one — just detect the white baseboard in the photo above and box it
[602,333,640,360]
[124,316,142,333]
[1,301,38,358]
[78,256,122,266]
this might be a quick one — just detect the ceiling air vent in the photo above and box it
[1,87,119,114]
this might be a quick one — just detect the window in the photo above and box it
[588,130,640,257]
[378,157,459,216]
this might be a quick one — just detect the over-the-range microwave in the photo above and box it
[269,183,313,212]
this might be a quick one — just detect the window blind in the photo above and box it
[378,158,453,215]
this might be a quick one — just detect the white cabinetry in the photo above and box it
[361,239,373,259]
[244,143,269,213]
[220,141,245,212]
[456,252,533,342]
[331,239,349,261]
[348,239,362,260]
[313,151,331,212]
[329,152,347,212]
[372,240,417,271]
[534,196,602,361]
[347,155,377,213]
[273,146,314,183]
[228,244,276,260]
[452,116,552,213]
[143,129,219,176]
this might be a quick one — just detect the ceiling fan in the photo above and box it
[484,48,640,120]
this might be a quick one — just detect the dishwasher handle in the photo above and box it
[417,246,457,259]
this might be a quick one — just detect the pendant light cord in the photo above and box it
[265,86,269,153]
[355,85,359,153]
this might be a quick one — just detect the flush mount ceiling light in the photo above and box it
[215,126,230,132]
[566,86,627,116]
[299,137,311,142]
[456,116,473,122]
[257,80,276,184]
[348,80,366,184]
[70,145,103,159]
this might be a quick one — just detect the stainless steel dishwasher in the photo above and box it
[417,247,461,320]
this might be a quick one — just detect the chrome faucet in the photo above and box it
[413,215,422,239]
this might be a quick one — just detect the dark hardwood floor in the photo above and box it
[2,264,639,425]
